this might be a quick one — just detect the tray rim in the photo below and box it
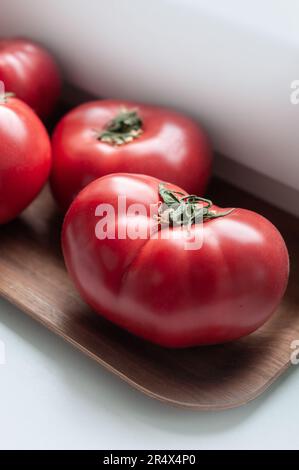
[0,286,294,411]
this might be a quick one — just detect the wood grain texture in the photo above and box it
[0,178,298,410]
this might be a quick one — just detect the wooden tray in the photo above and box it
[0,178,298,410]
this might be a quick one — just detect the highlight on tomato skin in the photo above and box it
[0,37,61,119]
[50,99,212,211]
[62,173,290,348]
[0,95,52,224]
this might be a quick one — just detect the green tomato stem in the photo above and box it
[158,183,234,226]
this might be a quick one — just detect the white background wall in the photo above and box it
[1,0,298,200]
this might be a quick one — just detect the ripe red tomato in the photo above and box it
[0,95,51,224]
[0,38,61,119]
[62,173,289,348]
[51,100,212,210]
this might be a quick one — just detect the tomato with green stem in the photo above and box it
[51,100,212,210]
[62,173,289,348]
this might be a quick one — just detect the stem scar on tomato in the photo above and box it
[97,108,143,146]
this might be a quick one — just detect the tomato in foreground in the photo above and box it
[0,95,51,224]
[0,38,61,119]
[62,173,289,348]
[51,100,212,210]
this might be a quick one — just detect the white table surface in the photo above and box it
[0,297,298,450]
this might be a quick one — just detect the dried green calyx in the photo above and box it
[98,108,143,146]
[157,183,234,226]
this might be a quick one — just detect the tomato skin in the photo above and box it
[0,38,61,119]
[0,97,51,224]
[62,173,289,348]
[51,100,212,211]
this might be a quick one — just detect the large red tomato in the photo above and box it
[62,173,289,348]
[0,38,61,119]
[0,95,51,224]
[51,100,212,210]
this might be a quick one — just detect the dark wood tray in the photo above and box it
[0,178,298,410]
